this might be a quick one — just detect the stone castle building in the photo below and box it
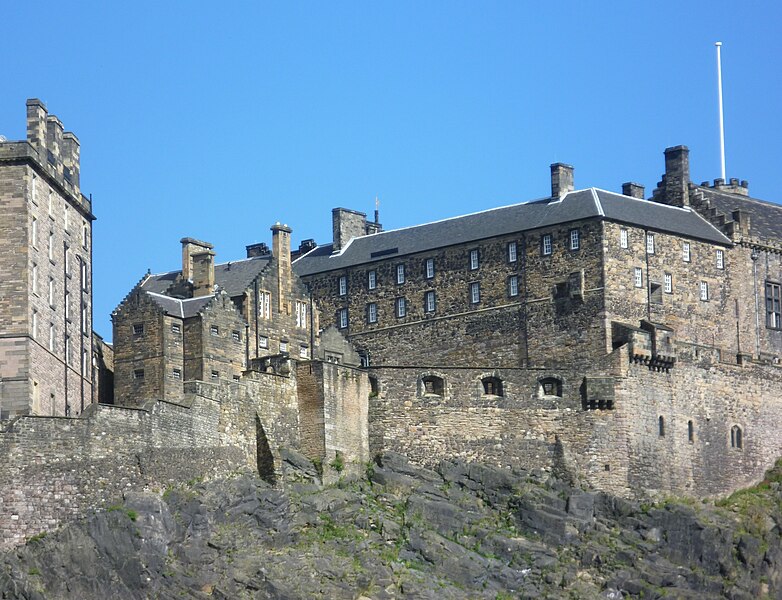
[0,99,97,418]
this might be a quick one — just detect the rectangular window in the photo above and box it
[634,267,643,288]
[700,281,709,301]
[646,233,655,254]
[295,301,307,328]
[259,335,268,349]
[172,368,182,380]
[425,258,435,279]
[82,223,88,247]
[32,263,38,294]
[65,248,71,276]
[299,345,309,358]
[32,217,37,248]
[338,308,348,329]
[49,323,55,352]
[396,264,405,284]
[231,330,241,342]
[508,275,519,297]
[542,234,552,256]
[716,249,724,269]
[766,282,781,329]
[48,189,53,215]
[664,272,673,294]
[81,349,88,377]
[338,275,347,296]
[367,302,378,324]
[368,270,377,290]
[48,231,54,261]
[620,228,628,249]
[210,325,219,336]
[64,205,69,231]
[64,291,70,319]
[470,282,480,304]
[211,370,219,380]
[65,336,71,365]
[508,241,517,263]
[232,375,241,381]
[259,291,271,319]
[280,341,288,353]
[569,229,580,251]
[31,173,37,205]
[683,242,691,262]
[80,260,87,291]
[133,368,145,380]
[81,304,87,334]
[133,323,144,336]
[48,278,54,306]
[32,310,38,339]
[470,249,480,270]
[171,322,181,334]
[396,297,407,318]
[425,291,436,313]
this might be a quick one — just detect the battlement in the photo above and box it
[699,177,750,196]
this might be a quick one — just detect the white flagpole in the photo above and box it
[716,41,726,181]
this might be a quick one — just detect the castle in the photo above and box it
[2,99,782,548]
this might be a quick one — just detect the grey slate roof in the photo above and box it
[141,255,271,298]
[697,187,782,242]
[293,188,731,276]
[145,292,213,318]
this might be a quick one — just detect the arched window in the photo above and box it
[538,377,563,398]
[658,416,665,437]
[687,420,694,443]
[731,425,743,449]
[482,376,504,397]
[421,375,444,397]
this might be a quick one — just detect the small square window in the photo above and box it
[700,281,709,301]
[469,249,480,270]
[664,272,673,294]
[716,249,724,269]
[683,242,691,262]
[367,302,378,324]
[396,297,406,318]
[133,368,145,380]
[171,323,181,334]
[133,323,144,336]
[646,233,655,254]
[299,345,309,358]
[232,330,241,342]
[172,368,182,380]
[280,341,288,353]
[508,275,519,297]
[425,258,435,279]
[542,234,552,256]
[470,282,480,304]
[259,335,269,349]
[338,275,347,296]
[508,241,517,263]
[368,270,377,290]
[396,264,405,284]
[211,370,220,380]
[569,229,580,251]
[233,374,241,382]
[620,228,628,249]
[210,325,219,336]
[634,267,643,288]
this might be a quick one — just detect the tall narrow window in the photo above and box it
[620,228,628,249]
[508,275,519,297]
[338,275,347,296]
[82,223,88,247]
[80,260,87,291]
[569,229,580,251]
[396,264,405,284]
[766,282,781,329]
[65,248,71,276]
[81,303,87,334]
[664,272,673,294]
[338,308,348,329]
[32,310,38,339]
[31,173,37,204]
[658,416,665,437]
[700,281,709,302]
[470,282,480,304]
[634,267,643,288]
[425,291,436,313]
[367,302,378,324]
[731,425,743,449]
[32,263,38,294]
[48,232,54,261]
[425,258,434,279]
[646,233,655,254]
[32,217,38,248]
[64,291,70,319]
[368,270,377,290]
[683,242,691,262]
[716,249,724,269]
[688,420,694,443]
[259,291,271,319]
[542,234,552,256]
[64,205,69,231]
[508,241,517,263]
[396,297,406,318]
[295,301,307,328]
[48,189,53,215]
[49,323,55,352]
[48,278,54,306]
[470,249,480,270]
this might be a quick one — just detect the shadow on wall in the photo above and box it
[256,414,276,485]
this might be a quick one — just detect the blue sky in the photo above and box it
[3,1,781,340]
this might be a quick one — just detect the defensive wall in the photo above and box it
[0,359,369,550]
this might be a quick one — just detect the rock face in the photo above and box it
[1,451,781,599]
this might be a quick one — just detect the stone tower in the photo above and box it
[0,99,95,418]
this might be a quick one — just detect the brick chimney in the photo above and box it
[622,182,645,199]
[271,223,292,314]
[180,237,214,281]
[550,163,574,198]
[192,250,216,297]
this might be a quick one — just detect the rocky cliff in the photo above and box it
[1,451,781,599]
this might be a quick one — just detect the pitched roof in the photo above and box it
[293,188,731,276]
[696,187,782,242]
[141,255,272,297]
[145,292,213,318]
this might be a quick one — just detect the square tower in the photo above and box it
[0,99,96,418]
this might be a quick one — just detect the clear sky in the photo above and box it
[3,1,781,341]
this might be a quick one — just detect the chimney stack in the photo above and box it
[550,163,574,198]
[662,145,690,207]
[622,182,645,199]
[62,132,80,188]
[271,223,293,314]
[246,242,270,258]
[192,250,216,297]
[332,208,367,252]
[180,237,214,282]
